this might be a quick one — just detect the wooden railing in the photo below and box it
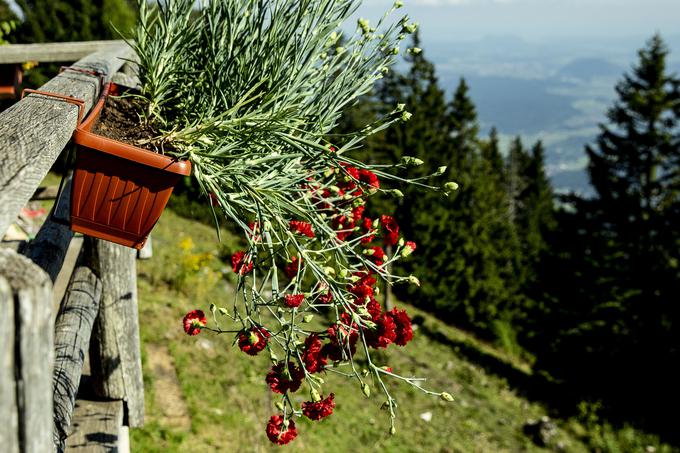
[0,42,145,453]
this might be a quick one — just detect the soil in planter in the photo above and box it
[91,95,176,153]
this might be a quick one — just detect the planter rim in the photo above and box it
[72,82,191,176]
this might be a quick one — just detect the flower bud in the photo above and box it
[396,103,406,112]
[408,275,420,286]
[303,314,314,323]
[436,166,447,175]
[275,401,284,411]
[339,268,349,278]
[401,111,412,122]
[218,307,229,316]
[390,46,400,55]
[311,388,322,402]
[362,369,370,377]
[209,303,216,314]
[323,266,336,276]
[361,383,371,398]
[402,156,424,166]
[444,182,459,192]
[374,287,380,296]
[398,238,405,247]
[394,0,403,8]
[335,46,346,55]
[389,426,396,435]
[408,47,422,55]
[364,248,375,256]
[269,349,278,364]
[390,189,404,198]
[380,401,390,410]
[440,392,454,402]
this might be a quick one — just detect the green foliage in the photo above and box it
[534,34,680,439]
[15,0,136,42]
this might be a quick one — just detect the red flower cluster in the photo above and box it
[266,415,298,445]
[284,293,305,308]
[182,310,206,336]
[266,361,304,394]
[238,327,270,355]
[289,220,315,238]
[302,393,335,420]
[301,334,327,373]
[285,256,303,279]
[380,215,399,246]
[231,250,253,275]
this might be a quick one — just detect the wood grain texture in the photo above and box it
[0,248,54,453]
[0,276,19,453]
[64,399,124,452]
[0,40,127,64]
[53,266,102,453]
[22,177,74,283]
[52,237,84,317]
[87,239,144,427]
[0,43,132,237]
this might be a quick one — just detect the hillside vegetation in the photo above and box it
[130,207,673,453]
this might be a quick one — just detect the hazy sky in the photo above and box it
[358,0,680,42]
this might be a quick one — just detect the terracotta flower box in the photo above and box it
[71,82,191,249]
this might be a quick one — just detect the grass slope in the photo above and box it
[131,209,673,453]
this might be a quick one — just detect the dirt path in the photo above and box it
[146,343,191,430]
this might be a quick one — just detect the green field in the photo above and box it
[131,208,673,453]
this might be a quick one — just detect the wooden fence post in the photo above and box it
[0,275,19,453]
[87,238,145,427]
[52,265,102,452]
[0,248,54,452]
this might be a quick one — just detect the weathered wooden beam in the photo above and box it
[64,399,125,452]
[0,43,132,237]
[22,177,74,283]
[0,276,20,453]
[0,248,54,453]
[53,266,102,453]
[0,40,127,65]
[52,237,84,315]
[87,238,144,427]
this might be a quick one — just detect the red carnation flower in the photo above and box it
[289,220,315,238]
[231,250,253,275]
[341,164,360,181]
[266,362,305,394]
[348,282,374,301]
[351,205,365,222]
[302,334,327,374]
[366,298,382,321]
[354,271,377,288]
[380,215,399,246]
[238,327,270,355]
[285,256,304,279]
[284,293,305,308]
[389,308,414,346]
[182,310,206,336]
[266,415,298,445]
[358,168,380,190]
[365,312,397,349]
[402,240,417,257]
[302,393,335,421]
[332,215,355,241]
[360,217,376,244]
[366,246,386,266]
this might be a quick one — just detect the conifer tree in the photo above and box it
[536,35,680,434]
